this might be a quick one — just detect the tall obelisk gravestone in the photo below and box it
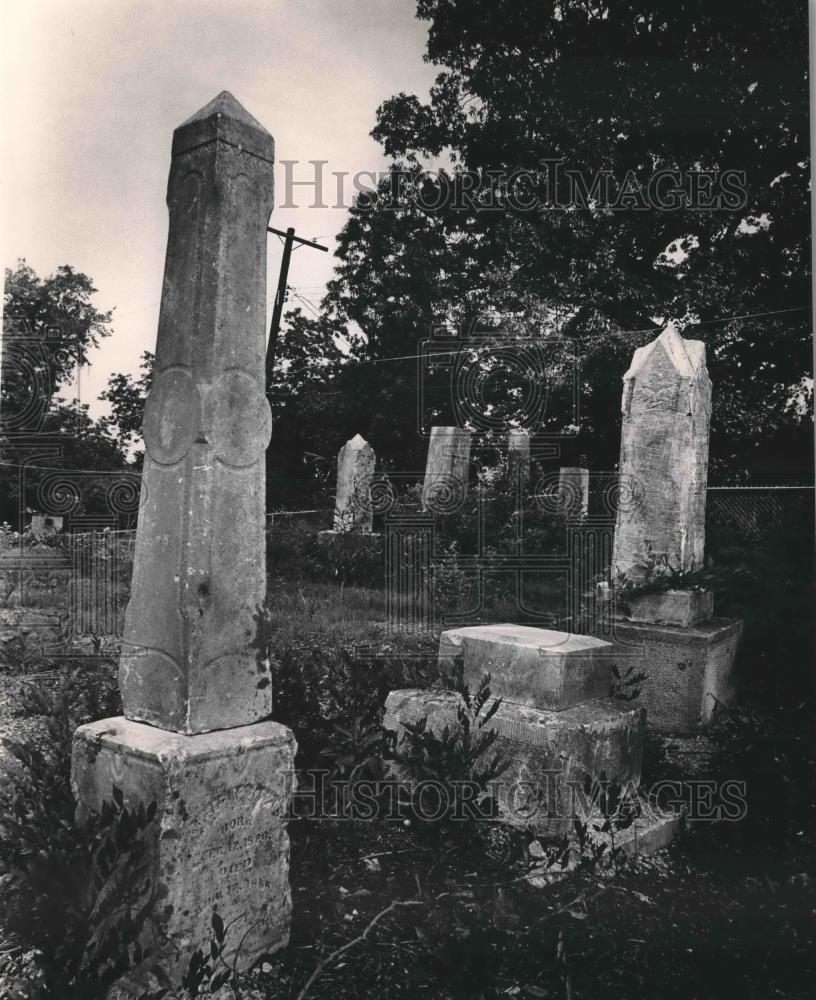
[72,93,296,982]
[610,322,742,730]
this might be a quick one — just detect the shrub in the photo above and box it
[394,661,509,834]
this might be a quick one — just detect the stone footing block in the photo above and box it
[609,617,742,731]
[526,805,683,887]
[623,588,714,627]
[438,624,614,711]
[384,688,645,835]
[71,717,296,984]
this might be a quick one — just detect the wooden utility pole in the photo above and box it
[265,226,328,398]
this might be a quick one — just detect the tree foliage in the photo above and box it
[2,260,114,419]
[98,351,154,462]
[1,262,129,528]
[311,0,812,481]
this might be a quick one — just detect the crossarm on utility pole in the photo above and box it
[265,227,329,400]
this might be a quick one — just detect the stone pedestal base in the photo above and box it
[623,588,714,627]
[384,688,645,835]
[71,717,296,985]
[609,617,742,731]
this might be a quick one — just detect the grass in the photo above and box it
[1,530,813,998]
[266,579,394,647]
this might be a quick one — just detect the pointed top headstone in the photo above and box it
[625,321,707,382]
[614,322,712,583]
[173,90,274,162]
[121,90,275,733]
[180,91,272,134]
[334,436,376,532]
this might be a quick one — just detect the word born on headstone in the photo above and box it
[72,92,296,987]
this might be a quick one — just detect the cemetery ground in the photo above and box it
[0,511,814,1000]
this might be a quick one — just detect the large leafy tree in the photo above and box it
[1,262,128,527]
[323,0,811,479]
[98,351,154,464]
[2,261,114,423]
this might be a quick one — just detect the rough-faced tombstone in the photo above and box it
[613,322,710,584]
[71,92,296,987]
[333,433,376,532]
[609,322,742,730]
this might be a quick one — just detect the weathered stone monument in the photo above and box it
[332,434,376,532]
[558,466,589,518]
[384,623,652,840]
[421,426,472,511]
[317,433,382,551]
[71,92,296,984]
[613,322,709,585]
[608,322,742,729]
[507,429,531,481]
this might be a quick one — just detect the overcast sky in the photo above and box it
[1,0,436,416]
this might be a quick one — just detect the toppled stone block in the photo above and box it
[624,588,713,627]
[438,625,614,711]
[609,617,742,731]
[72,716,296,980]
[526,804,684,887]
[384,688,644,835]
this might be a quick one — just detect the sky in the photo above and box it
[1,0,437,417]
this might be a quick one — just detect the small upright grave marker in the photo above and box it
[421,426,471,512]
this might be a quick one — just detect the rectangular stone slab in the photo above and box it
[384,688,645,835]
[72,716,296,981]
[439,624,614,711]
[624,588,714,627]
[609,617,742,731]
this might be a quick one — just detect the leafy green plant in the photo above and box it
[180,909,258,999]
[395,662,509,832]
[0,753,158,999]
[321,714,394,785]
[609,662,649,702]
[0,659,157,999]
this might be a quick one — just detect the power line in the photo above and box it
[277,303,808,369]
